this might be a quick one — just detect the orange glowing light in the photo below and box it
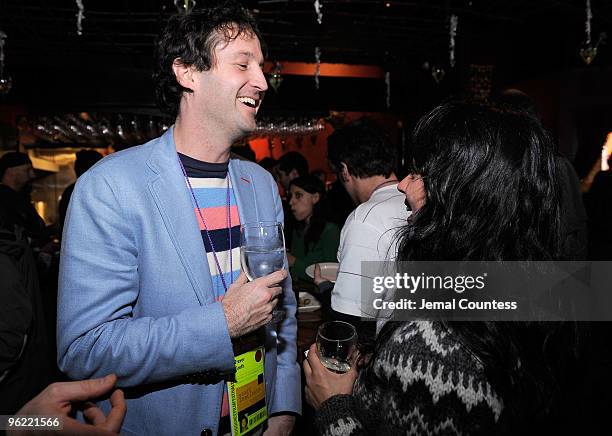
[602,132,612,172]
[263,61,384,79]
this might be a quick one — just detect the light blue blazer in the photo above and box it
[57,128,301,435]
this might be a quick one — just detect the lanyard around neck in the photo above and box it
[177,155,233,293]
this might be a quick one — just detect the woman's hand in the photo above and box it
[303,343,359,409]
[313,263,326,286]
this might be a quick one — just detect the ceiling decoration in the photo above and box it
[0,30,11,95]
[580,0,607,65]
[174,0,196,14]
[314,0,323,25]
[75,0,85,35]
[449,14,458,68]
[3,1,611,67]
[1,0,611,109]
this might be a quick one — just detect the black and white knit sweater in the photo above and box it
[314,321,504,435]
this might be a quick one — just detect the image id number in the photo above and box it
[1,415,63,430]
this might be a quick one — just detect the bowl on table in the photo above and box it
[297,291,321,313]
[305,262,339,283]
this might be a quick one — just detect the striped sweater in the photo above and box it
[179,153,241,300]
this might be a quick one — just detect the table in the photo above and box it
[293,280,327,362]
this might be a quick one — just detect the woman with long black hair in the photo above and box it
[304,102,584,434]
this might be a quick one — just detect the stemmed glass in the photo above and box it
[316,321,358,373]
[240,221,286,323]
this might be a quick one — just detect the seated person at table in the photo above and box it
[287,175,340,283]
[304,102,585,434]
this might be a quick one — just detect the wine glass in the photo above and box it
[240,221,286,322]
[316,321,358,373]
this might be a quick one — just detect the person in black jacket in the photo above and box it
[0,152,46,243]
[0,210,51,413]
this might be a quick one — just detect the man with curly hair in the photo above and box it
[57,2,300,434]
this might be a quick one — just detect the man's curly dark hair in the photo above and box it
[153,1,264,118]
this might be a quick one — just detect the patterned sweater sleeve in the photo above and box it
[313,321,504,435]
[315,395,368,436]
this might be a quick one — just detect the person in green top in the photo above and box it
[286,174,341,282]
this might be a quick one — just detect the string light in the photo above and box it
[579,0,605,65]
[314,47,321,90]
[385,72,391,109]
[174,0,196,14]
[0,31,12,95]
[586,0,592,45]
[449,15,458,68]
[314,0,323,24]
[76,0,85,36]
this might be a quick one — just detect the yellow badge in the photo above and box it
[228,346,267,436]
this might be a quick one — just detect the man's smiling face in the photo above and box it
[191,26,267,141]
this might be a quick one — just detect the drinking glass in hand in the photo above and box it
[240,221,286,322]
[316,321,358,374]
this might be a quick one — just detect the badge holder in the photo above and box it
[228,346,267,436]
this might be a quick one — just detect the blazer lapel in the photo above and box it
[146,128,214,305]
[229,159,259,226]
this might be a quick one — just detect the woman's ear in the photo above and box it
[312,192,321,205]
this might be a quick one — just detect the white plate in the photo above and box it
[298,291,321,312]
[305,262,339,283]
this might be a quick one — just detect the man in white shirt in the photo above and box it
[317,118,411,341]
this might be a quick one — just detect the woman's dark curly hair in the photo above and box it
[289,175,329,254]
[377,102,583,432]
[398,101,561,261]
[153,1,264,118]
